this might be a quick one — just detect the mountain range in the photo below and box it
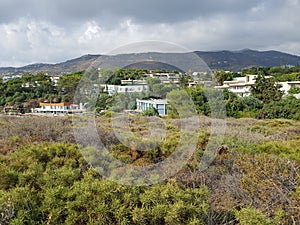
[1,49,300,76]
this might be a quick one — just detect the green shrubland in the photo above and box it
[0,116,299,224]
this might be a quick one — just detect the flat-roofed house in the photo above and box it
[33,102,86,115]
[136,98,169,115]
[214,75,272,97]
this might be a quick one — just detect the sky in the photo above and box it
[0,0,300,67]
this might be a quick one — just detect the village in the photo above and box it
[1,68,299,117]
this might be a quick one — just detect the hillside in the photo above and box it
[0,54,100,76]
[123,61,184,72]
[1,49,300,76]
[195,49,300,71]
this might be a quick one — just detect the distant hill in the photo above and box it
[123,61,184,72]
[1,49,300,76]
[0,54,100,76]
[195,49,300,72]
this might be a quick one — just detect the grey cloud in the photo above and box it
[0,0,263,26]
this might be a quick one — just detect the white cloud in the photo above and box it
[78,21,102,44]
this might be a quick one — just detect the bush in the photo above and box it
[262,97,300,120]
[235,207,273,225]
[141,106,159,116]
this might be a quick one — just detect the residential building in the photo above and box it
[33,102,86,115]
[188,80,213,88]
[147,72,180,80]
[121,79,147,85]
[279,81,300,95]
[214,75,272,97]
[136,98,169,115]
[101,83,149,95]
[145,72,181,83]
[50,76,60,86]
[215,74,300,98]
[2,75,22,82]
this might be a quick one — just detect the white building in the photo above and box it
[121,79,147,85]
[279,81,300,95]
[101,83,149,95]
[215,75,272,97]
[2,75,22,82]
[147,72,180,80]
[50,76,60,86]
[33,102,86,115]
[188,80,213,88]
[136,98,169,115]
[215,75,300,98]
[145,72,181,83]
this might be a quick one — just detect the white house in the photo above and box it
[136,98,169,115]
[148,72,180,80]
[101,83,149,95]
[215,75,272,97]
[117,85,149,93]
[215,74,300,98]
[145,72,181,83]
[279,81,300,95]
[50,76,60,86]
[188,80,213,88]
[33,102,86,115]
[121,79,147,85]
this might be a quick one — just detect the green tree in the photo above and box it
[261,96,300,120]
[251,75,284,103]
[147,77,161,92]
[57,72,83,102]
[186,87,208,114]
[178,74,192,87]
[239,96,263,111]
[214,70,233,85]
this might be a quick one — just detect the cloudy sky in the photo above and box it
[0,0,300,67]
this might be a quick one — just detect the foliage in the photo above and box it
[276,72,300,82]
[251,74,284,103]
[186,87,209,115]
[146,77,161,90]
[57,71,84,102]
[235,207,274,225]
[0,73,55,107]
[179,74,192,87]
[101,68,148,85]
[1,67,299,120]
[214,70,233,85]
[0,72,86,109]
[141,106,159,116]
[288,86,300,94]
[0,142,210,225]
[242,66,300,82]
[261,96,300,120]
[0,115,299,224]
[167,89,199,118]
[110,92,147,112]
[178,87,264,119]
